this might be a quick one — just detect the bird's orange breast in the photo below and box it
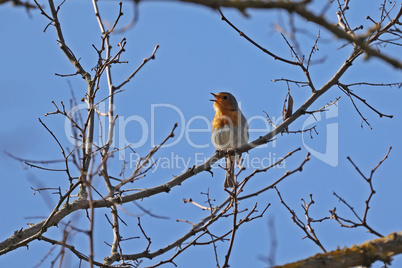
[212,109,239,129]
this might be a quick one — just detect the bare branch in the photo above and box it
[338,83,393,123]
[274,231,402,268]
[276,188,329,252]
[330,147,392,238]
[191,1,402,68]
[239,152,310,200]
[114,44,160,91]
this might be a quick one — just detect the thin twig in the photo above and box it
[114,44,160,91]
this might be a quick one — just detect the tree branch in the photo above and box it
[181,0,402,68]
[274,232,402,268]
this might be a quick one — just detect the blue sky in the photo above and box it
[0,1,401,267]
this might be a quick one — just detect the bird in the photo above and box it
[211,92,249,188]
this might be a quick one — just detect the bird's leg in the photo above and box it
[224,148,232,172]
[226,147,244,169]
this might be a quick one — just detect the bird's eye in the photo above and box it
[223,95,228,100]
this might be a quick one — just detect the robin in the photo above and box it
[211,92,249,188]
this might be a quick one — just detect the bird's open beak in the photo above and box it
[210,92,218,102]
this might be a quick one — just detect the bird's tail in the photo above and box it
[224,156,235,188]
